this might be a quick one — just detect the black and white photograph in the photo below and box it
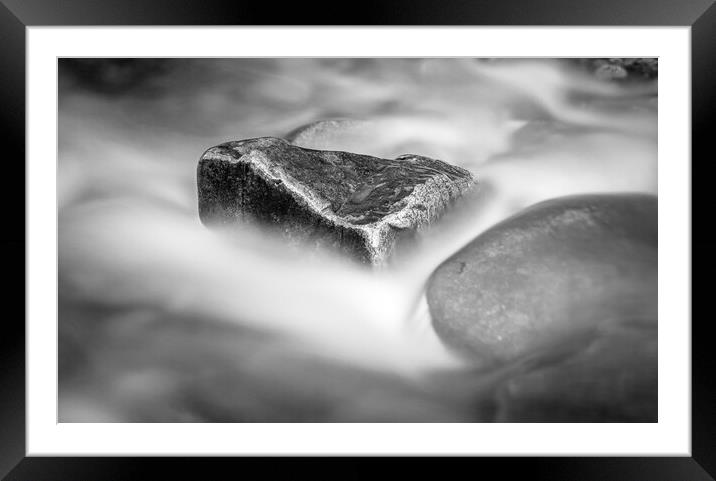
[2,0,713,474]
[3,0,712,476]
[57,57,658,423]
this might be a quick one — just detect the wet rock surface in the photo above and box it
[427,193,657,364]
[198,137,474,264]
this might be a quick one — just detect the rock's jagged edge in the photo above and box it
[197,137,475,265]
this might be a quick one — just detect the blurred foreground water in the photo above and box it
[58,58,657,422]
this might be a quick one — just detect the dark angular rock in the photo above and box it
[197,137,475,264]
[427,193,657,364]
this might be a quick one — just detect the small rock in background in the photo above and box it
[197,137,475,265]
[427,193,657,364]
[285,118,368,151]
[285,118,453,162]
[575,58,658,81]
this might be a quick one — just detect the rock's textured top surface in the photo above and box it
[198,137,475,264]
[427,193,657,364]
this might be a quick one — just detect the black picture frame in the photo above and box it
[1,0,710,479]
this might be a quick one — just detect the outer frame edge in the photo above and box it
[0,1,27,480]
[0,0,714,26]
[691,1,716,479]
[6,0,710,479]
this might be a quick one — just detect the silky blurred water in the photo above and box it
[58,58,657,422]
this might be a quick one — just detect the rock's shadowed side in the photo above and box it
[197,137,474,264]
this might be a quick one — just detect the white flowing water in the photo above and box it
[58,58,656,421]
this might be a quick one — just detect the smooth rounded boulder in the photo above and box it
[426,193,657,364]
